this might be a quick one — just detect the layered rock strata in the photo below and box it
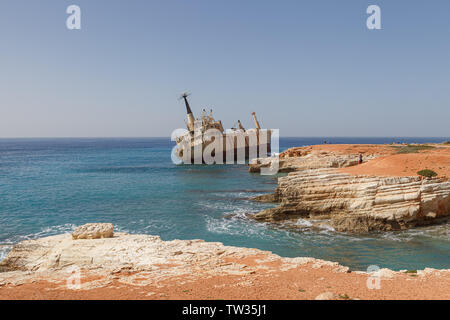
[253,168,450,232]
[0,232,349,284]
[249,145,384,173]
[249,153,374,173]
[1,231,449,300]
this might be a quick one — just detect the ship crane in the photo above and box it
[252,112,261,130]
[237,120,246,132]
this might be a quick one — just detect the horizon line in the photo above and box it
[0,136,449,139]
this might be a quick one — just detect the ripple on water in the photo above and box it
[380,223,450,242]
[0,223,78,262]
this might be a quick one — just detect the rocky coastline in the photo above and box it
[1,143,449,299]
[250,143,450,233]
[1,224,449,300]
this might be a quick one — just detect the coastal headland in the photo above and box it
[251,143,450,233]
[1,143,449,300]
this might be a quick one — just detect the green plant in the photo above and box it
[298,288,306,292]
[404,270,417,274]
[392,144,435,154]
[417,169,437,178]
[339,294,350,300]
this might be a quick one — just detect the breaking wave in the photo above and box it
[295,219,313,227]
[0,245,11,262]
[0,223,78,262]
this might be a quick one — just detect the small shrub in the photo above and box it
[339,294,350,300]
[443,141,450,145]
[404,270,417,274]
[417,169,437,178]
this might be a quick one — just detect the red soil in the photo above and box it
[1,258,449,300]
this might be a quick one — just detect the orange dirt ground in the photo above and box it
[1,257,450,300]
[338,144,450,178]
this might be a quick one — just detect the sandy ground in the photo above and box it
[1,255,449,300]
[341,151,450,178]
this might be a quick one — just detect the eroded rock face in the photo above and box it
[1,232,449,299]
[253,168,450,232]
[0,232,347,277]
[249,148,378,173]
[72,223,114,240]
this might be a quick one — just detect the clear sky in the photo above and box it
[0,0,449,137]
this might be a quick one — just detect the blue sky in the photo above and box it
[0,0,449,137]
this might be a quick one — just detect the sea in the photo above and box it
[0,137,449,271]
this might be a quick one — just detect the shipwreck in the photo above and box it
[174,93,272,164]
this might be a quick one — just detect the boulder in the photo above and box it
[72,223,114,240]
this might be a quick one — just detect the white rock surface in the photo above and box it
[1,231,448,289]
[315,292,340,300]
[0,232,350,286]
[254,168,450,232]
[72,223,114,240]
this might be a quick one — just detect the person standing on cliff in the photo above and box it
[359,154,363,164]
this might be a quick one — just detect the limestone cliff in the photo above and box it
[249,144,391,174]
[250,151,376,173]
[254,169,450,232]
[251,144,450,233]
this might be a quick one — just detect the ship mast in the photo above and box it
[181,92,195,132]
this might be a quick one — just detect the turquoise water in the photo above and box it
[1,137,449,271]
